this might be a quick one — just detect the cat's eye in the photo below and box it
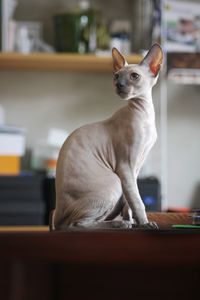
[130,72,140,80]
[114,73,119,80]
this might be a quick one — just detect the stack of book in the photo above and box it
[0,0,17,51]
[0,125,26,175]
[0,175,46,225]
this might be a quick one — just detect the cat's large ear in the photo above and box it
[140,43,163,77]
[112,47,128,72]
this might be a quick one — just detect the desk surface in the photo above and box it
[1,229,200,300]
[0,229,200,266]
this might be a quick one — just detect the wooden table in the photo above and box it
[0,228,200,300]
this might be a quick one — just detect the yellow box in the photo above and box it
[0,156,20,175]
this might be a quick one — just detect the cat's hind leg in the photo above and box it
[75,219,133,229]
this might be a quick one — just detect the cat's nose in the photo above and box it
[116,82,125,89]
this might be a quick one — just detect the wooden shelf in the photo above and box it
[0,226,49,232]
[0,52,142,72]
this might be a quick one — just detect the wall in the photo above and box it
[167,83,200,208]
[0,70,160,170]
[3,70,200,209]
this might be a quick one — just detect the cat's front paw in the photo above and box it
[133,221,159,230]
[145,222,159,229]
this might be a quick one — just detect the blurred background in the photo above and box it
[0,0,200,226]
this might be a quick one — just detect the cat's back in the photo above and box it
[56,119,114,174]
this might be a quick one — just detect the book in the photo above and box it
[0,0,1,50]
[1,0,9,51]
[0,0,18,51]
[0,175,46,225]
[0,175,44,202]
[0,125,26,175]
[0,155,20,175]
[0,125,26,155]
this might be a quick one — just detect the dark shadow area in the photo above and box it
[191,183,200,210]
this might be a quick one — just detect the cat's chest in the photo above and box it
[127,112,157,146]
[142,120,157,143]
